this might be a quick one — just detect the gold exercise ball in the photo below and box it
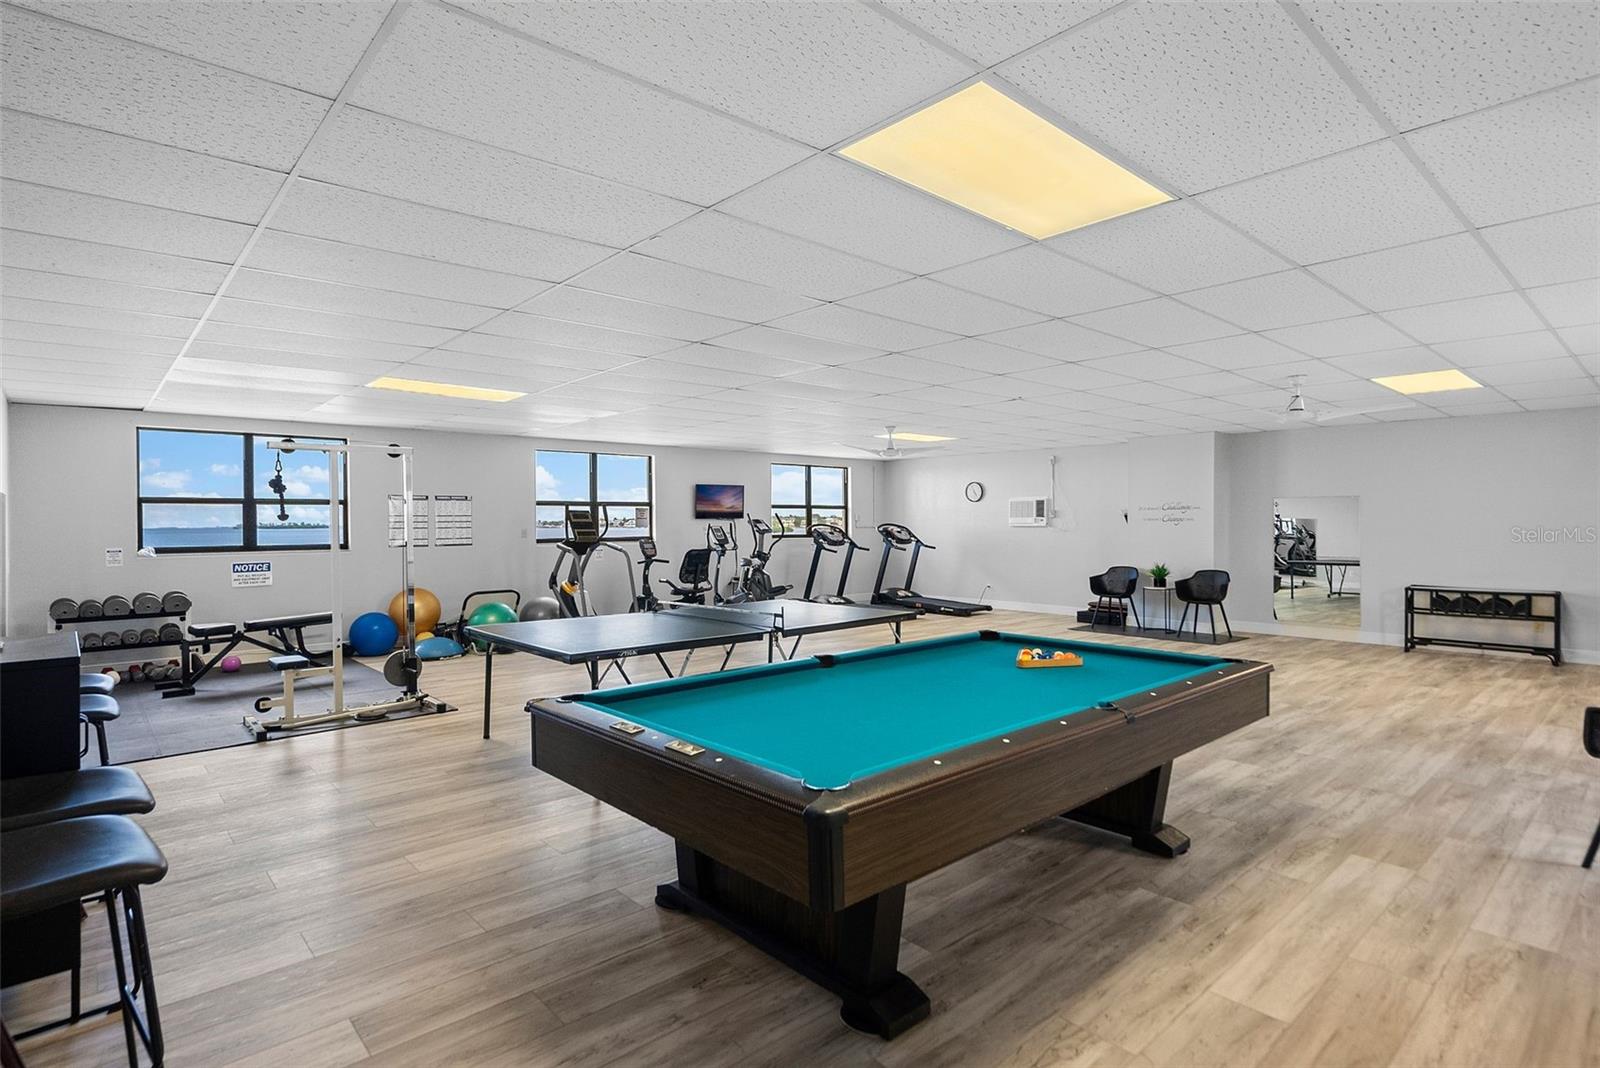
[388,587,442,636]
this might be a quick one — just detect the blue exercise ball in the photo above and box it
[349,611,399,656]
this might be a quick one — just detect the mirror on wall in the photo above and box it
[1273,495,1361,629]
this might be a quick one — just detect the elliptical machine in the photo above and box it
[724,517,797,603]
[633,538,665,612]
[802,522,869,605]
[547,506,639,617]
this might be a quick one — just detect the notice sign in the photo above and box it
[231,560,273,588]
[105,548,124,567]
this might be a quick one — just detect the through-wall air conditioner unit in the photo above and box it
[1008,496,1049,527]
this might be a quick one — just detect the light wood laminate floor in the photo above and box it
[5,612,1596,1068]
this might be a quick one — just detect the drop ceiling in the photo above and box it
[0,0,1595,458]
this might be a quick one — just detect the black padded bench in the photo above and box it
[157,612,333,699]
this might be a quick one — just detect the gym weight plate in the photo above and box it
[140,629,160,645]
[121,628,142,646]
[158,623,183,643]
[103,595,133,617]
[79,599,105,619]
[81,632,102,650]
[101,630,122,648]
[49,598,79,621]
[162,591,192,614]
[133,592,162,614]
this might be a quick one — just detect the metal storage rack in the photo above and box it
[1404,584,1561,666]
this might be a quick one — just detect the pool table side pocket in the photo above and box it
[833,664,1272,907]
[529,699,820,902]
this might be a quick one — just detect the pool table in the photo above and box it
[526,630,1271,1038]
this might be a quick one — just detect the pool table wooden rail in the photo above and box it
[527,655,1272,912]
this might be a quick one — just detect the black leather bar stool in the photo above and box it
[78,694,120,767]
[79,673,115,697]
[1,768,155,833]
[2,816,167,1067]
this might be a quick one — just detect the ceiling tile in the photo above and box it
[1195,140,1463,264]
[903,338,1060,374]
[710,325,883,365]
[0,6,328,170]
[13,0,388,96]
[844,353,986,385]
[653,343,820,378]
[271,179,613,283]
[1381,291,1547,345]
[636,212,908,302]
[0,180,253,262]
[882,1,1118,65]
[1048,201,1286,292]
[1432,330,1571,366]
[766,303,957,352]
[1495,377,1597,400]
[1517,393,1600,409]
[1325,346,1450,378]
[475,311,682,357]
[1469,357,1590,385]
[1407,80,1600,227]
[184,341,395,380]
[246,230,548,308]
[719,154,1025,274]
[931,244,1152,317]
[1300,1,1600,131]
[0,320,186,355]
[519,286,744,343]
[2,267,211,317]
[1164,333,1307,371]
[840,278,1043,336]
[1070,298,1238,348]
[1309,232,1509,311]
[1022,361,1135,391]
[1078,349,1216,382]
[1524,279,1600,328]
[443,331,641,369]
[209,297,455,347]
[1262,313,1417,357]
[300,108,697,247]
[983,318,1143,360]
[1179,269,1362,331]
[571,252,815,323]
[0,230,228,293]
[0,110,282,222]
[225,269,498,329]
[1,296,196,338]
[1561,325,1600,356]
[999,1,1382,193]
[462,0,974,147]
[1165,370,1270,396]
[353,3,808,205]
[1090,381,1194,404]
[786,365,914,395]
[195,321,425,362]
[1480,204,1600,290]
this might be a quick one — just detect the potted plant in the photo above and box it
[1150,563,1170,588]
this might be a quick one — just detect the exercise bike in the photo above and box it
[801,522,869,605]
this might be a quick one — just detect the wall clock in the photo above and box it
[964,481,985,503]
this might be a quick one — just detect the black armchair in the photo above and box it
[1088,566,1141,631]
[1175,569,1232,643]
[1584,707,1598,869]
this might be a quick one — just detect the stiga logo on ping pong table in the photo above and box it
[230,560,273,587]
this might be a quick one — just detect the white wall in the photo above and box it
[4,404,879,646]
[875,433,1218,612]
[1218,410,1600,659]
[0,390,9,637]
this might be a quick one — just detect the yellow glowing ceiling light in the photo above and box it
[876,431,956,442]
[366,376,526,402]
[838,82,1171,239]
[1371,369,1483,395]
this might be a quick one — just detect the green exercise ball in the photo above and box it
[467,601,517,651]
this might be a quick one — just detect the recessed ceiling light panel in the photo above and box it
[838,82,1171,239]
[875,431,956,442]
[367,376,526,402]
[1371,369,1483,395]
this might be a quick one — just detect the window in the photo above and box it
[535,450,652,540]
[137,428,348,552]
[771,464,848,535]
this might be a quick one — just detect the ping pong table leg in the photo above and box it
[891,620,903,644]
[655,653,676,678]
[481,644,494,740]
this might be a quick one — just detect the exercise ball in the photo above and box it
[519,596,561,622]
[387,587,442,636]
[466,601,518,652]
[220,655,242,673]
[350,611,400,656]
[417,635,465,660]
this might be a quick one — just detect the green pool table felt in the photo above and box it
[579,632,1230,789]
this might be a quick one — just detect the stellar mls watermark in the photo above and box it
[1509,525,1597,544]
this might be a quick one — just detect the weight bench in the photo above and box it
[156,612,334,699]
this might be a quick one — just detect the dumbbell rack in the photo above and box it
[51,608,190,657]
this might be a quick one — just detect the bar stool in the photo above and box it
[2,768,155,833]
[2,816,168,1067]
[79,694,120,766]
[80,673,116,697]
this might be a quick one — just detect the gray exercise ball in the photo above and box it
[519,595,561,622]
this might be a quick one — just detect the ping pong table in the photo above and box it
[466,600,918,738]
[1286,557,1360,599]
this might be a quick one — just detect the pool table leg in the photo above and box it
[656,844,930,1039]
[1061,762,1191,858]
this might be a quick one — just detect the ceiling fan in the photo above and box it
[1275,375,1416,425]
[834,425,947,459]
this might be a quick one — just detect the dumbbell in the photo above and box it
[128,663,146,683]
[103,595,133,617]
[133,592,163,614]
[50,598,80,621]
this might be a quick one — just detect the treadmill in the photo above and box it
[871,523,992,617]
